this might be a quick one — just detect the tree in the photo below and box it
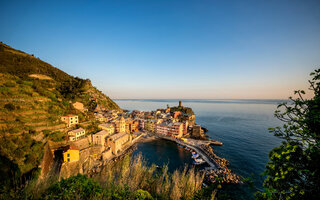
[256,69,320,200]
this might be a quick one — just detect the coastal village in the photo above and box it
[49,100,240,184]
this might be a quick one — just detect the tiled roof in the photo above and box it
[109,132,127,141]
[65,114,77,117]
[63,145,79,152]
[99,123,113,128]
[69,128,85,133]
[95,130,108,136]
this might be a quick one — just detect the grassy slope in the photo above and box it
[0,42,120,174]
[0,42,120,110]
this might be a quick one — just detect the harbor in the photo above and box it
[157,134,241,184]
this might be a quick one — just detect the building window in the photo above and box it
[67,154,70,157]
[67,158,70,162]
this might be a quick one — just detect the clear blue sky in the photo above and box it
[1,0,319,99]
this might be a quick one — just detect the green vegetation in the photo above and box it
[0,133,44,174]
[0,42,121,197]
[0,43,72,82]
[40,154,211,200]
[170,106,194,115]
[0,42,120,110]
[45,130,65,142]
[95,154,206,200]
[58,77,89,99]
[256,69,320,200]
[42,174,154,200]
[0,154,216,200]
[42,174,103,200]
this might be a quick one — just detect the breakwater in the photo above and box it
[157,135,240,184]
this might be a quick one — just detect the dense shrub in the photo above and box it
[42,174,103,200]
[4,103,15,111]
[0,133,44,174]
[58,77,88,99]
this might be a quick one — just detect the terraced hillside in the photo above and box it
[0,42,120,174]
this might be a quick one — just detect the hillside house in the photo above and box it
[63,145,80,163]
[61,114,79,127]
[68,128,86,141]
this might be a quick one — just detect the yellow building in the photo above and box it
[144,120,154,132]
[119,117,126,133]
[114,116,126,133]
[61,114,79,127]
[170,122,184,138]
[145,120,159,133]
[99,123,115,135]
[68,128,86,141]
[63,145,80,163]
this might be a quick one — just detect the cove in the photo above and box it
[132,139,197,173]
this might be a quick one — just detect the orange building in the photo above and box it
[173,111,181,119]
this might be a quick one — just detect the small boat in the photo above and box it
[194,160,206,165]
[194,158,205,165]
[192,154,199,159]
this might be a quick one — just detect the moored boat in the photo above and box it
[192,153,199,159]
[194,158,205,165]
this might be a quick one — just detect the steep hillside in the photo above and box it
[0,42,120,174]
[0,42,71,82]
[0,42,120,111]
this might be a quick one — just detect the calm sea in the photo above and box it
[114,99,284,199]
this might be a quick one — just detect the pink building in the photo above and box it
[156,123,169,135]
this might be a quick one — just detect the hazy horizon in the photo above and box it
[113,98,288,100]
[1,0,319,99]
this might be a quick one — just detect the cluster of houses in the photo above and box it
[60,114,132,163]
[95,101,204,138]
[60,101,204,164]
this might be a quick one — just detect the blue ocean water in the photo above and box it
[114,99,285,199]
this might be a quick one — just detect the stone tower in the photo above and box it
[179,100,182,107]
[119,116,126,133]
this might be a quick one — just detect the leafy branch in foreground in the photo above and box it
[256,69,320,200]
